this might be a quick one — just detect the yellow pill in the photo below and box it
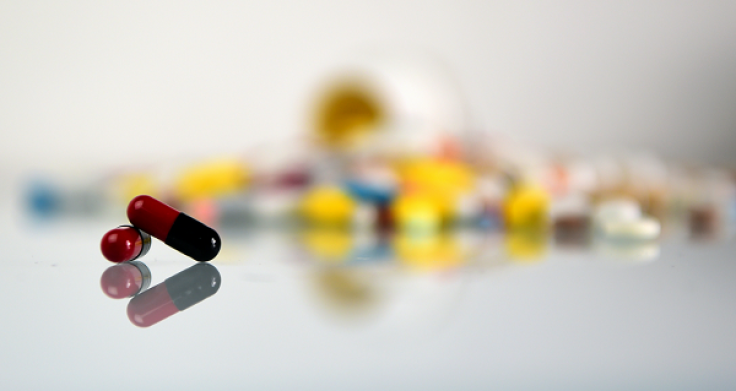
[115,173,159,204]
[399,158,473,193]
[392,192,443,233]
[397,158,475,219]
[503,184,550,230]
[300,186,356,226]
[174,159,249,202]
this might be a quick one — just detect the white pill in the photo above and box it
[594,199,642,223]
[598,217,661,241]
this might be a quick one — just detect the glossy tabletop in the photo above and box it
[1,196,735,391]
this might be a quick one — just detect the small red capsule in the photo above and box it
[100,260,152,299]
[100,225,152,263]
[127,195,221,262]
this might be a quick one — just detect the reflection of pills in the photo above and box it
[127,263,221,327]
[100,261,151,299]
[595,239,660,262]
[100,225,151,263]
[597,217,660,241]
[505,230,547,262]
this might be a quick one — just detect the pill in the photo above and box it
[345,180,395,205]
[503,184,550,230]
[376,204,394,232]
[689,205,718,238]
[597,217,661,241]
[100,225,152,263]
[554,215,591,247]
[344,162,397,205]
[100,260,151,299]
[25,180,61,218]
[127,195,221,262]
[127,263,221,327]
[593,198,660,241]
[392,193,443,233]
[299,186,356,226]
[174,159,249,202]
[594,199,641,224]
[398,158,474,221]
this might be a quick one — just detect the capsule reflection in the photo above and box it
[100,260,152,299]
[127,263,221,327]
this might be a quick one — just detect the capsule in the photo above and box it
[100,225,152,263]
[100,260,152,299]
[127,263,221,327]
[127,195,221,262]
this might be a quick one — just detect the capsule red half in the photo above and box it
[100,225,152,263]
[127,195,221,262]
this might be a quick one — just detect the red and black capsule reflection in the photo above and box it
[127,263,221,327]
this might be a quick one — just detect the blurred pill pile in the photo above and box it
[22,55,736,266]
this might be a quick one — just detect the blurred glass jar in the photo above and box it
[308,52,468,158]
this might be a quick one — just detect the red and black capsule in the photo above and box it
[100,260,152,299]
[127,263,221,327]
[100,225,152,263]
[127,195,221,262]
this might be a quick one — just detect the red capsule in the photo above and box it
[127,195,221,262]
[100,261,152,299]
[100,225,152,263]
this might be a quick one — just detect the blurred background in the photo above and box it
[1,1,736,176]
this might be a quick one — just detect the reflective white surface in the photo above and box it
[1,198,735,390]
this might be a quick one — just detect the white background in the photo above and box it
[2,1,736,174]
